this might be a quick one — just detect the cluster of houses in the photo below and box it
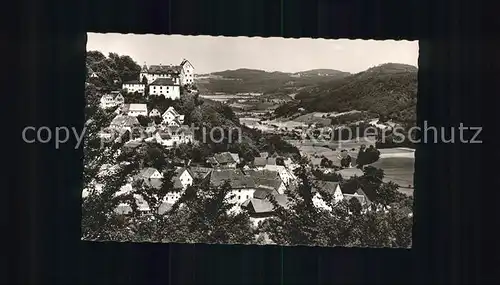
[98,90,194,148]
[98,148,375,226]
[120,59,195,99]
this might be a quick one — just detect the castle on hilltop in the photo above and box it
[140,59,195,86]
[122,59,195,99]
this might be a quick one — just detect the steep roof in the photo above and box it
[242,194,290,214]
[123,80,144,85]
[180,59,194,68]
[110,115,140,127]
[214,152,236,164]
[312,180,341,195]
[210,169,255,189]
[138,167,160,179]
[253,189,274,199]
[148,65,182,74]
[150,78,177,86]
[188,167,213,179]
[164,106,180,117]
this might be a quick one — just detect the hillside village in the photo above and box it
[83,49,414,247]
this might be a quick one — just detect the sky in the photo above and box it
[87,33,418,74]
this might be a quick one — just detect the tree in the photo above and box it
[136,115,152,127]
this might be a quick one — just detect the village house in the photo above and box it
[121,103,148,117]
[311,181,344,211]
[207,152,240,168]
[247,169,287,195]
[162,107,185,127]
[100,92,124,109]
[264,164,296,186]
[122,140,143,153]
[149,78,181,99]
[122,80,146,95]
[149,108,161,117]
[241,194,290,226]
[174,166,212,190]
[109,115,140,133]
[154,125,194,147]
[89,68,99,78]
[155,131,174,147]
[210,169,256,208]
[115,194,151,216]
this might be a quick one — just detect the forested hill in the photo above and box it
[86,51,141,91]
[196,68,350,94]
[294,63,418,124]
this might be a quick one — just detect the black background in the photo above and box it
[12,0,493,284]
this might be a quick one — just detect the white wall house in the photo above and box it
[122,104,148,117]
[149,108,161,117]
[162,107,185,126]
[312,182,344,211]
[100,94,117,109]
[180,59,195,85]
[149,78,181,99]
[155,132,175,148]
[100,92,124,109]
[122,81,146,95]
[164,192,182,204]
[176,168,194,190]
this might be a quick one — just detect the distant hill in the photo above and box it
[293,69,351,78]
[294,63,418,125]
[197,68,350,95]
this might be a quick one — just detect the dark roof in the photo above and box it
[214,152,236,164]
[110,115,140,127]
[242,195,290,214]
[188,167,212,179]
[210,169,255,189]
[123,80,144,85]
[147,65,182,74]
[312,180,341,195]
[253,189,273,199]
[150,78,177,86]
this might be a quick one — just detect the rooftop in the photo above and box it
[110,115,140,127]
[213,152,237,164]
[210,169,255,189]
[150,78,177,86]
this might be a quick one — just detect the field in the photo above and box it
[369,156,415,196]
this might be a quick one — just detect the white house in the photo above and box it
[122,80,146,95]
[100,92,124,109]
[155,131,175,147]
[137,167,163,180]
[180,59,195,85]
[162,107,185,126]
[312,181,344,211]
[175,167,194,190]
[210,169,256,209]
[149,108,161,117]
[121,103,148,117]
[140,64,182,85]
[149,78,181,99]
[100,94,116,109]
[167,125,195,145]
[264,164,296,186]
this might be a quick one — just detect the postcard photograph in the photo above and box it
[82,33,417,248]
